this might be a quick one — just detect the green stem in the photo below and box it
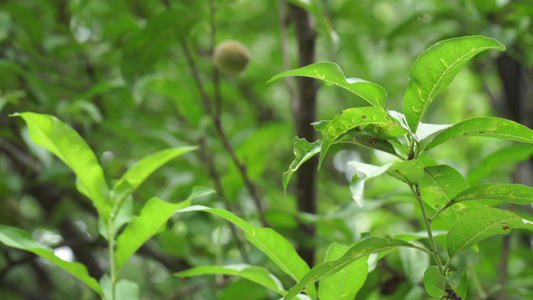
[410,183,444,273]
[107,220,117,300]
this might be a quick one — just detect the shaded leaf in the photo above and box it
[424,117,533,151]
[0,225,102,295]
[268,62,386,107]
[318,243,368,300]
[468,144,533,184]
[284,238,422,300]
[178,205,315,299]
[318,107,408,168]
[400,241,430,284]
[121,8,197,85]
[115,188,214,272]
[336,131,399,156]
[403,36,505,132]
[11,112,111,219]
[386,160,425,185]
[176,264,286,296]
[446,206,533,263]
[283,138,321,193]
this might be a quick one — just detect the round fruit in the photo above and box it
[212,40,251,75]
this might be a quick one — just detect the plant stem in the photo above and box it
[410,183,444,273]
[107,221,117,300]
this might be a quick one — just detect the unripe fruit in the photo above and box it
[212,40,250,76]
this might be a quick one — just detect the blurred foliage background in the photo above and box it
[0,0,532,299]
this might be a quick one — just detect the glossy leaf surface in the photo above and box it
[424,117,533,151]
[403,36,505,132]
[268,62,387,107]
[11,112,111,219]
[318,107,408,168]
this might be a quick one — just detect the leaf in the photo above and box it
[268,62,387,107]
[446,206,533,263]
[111,146,198,214]
[424,117,533,151]
[318,243,368,300]
[178,205,315,299]
[400,241,430,284]
[284,237,422,300]
[386,160,425,185]
[100,275,140,300]
[419,165,470,225]
[115,188,214,272]
[468,144,533,184]
[449,183,533,206]
[423,266,446,297]
[347,161,393,206]
[0,225,102,295]
[416,122,452,141]
[11,112,111,219]
[176,264,286,296]
[335,131,399,156]
[121,8,197,85]
[283,138,321,193]
[318,107,408,168]
[403,36,505,132]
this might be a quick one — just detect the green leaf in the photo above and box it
[423,266,446,297]
[348,161,393,206]
[111,146,198,214]
[386,160,425,185]
[176,264,286,296]
[268,62,387,107]
[0,12,11,43]
[449,183,533,206]
[318,107,408,168]
[284,237,422,300]
[468,144,533,184]
[11,112,111,219]
[101,275,140,300]
[419,165,470,225]
[283,138,321,193]
[318,243,368,300]
[121,8,197,85]
[424,117,533,151]
[178,205,315,299]
[399,241,430,284]
[115,188,214,272]
[403,36,505,132]
[446,206,533,263]
[335,131,399,156]
[0,225,102,296]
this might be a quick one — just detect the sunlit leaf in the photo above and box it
[0,225,102,295]
[446,206,533,263]
[403,36,505,132]
[111,146,197,214]
[284,237,423,300]
[424,117,533,151]
[386,160,425,185]
[448,183,533,206]
[11,112,111,219]
[178,205,315,299]
[268,62,387,107]
[115,188,214,272]
[419,165,471,225]
[318,242,368,300]
[176,264,286,296]
[283,138,321,193]
[318,107,408,168]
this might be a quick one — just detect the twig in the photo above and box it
[179,38,270,228]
